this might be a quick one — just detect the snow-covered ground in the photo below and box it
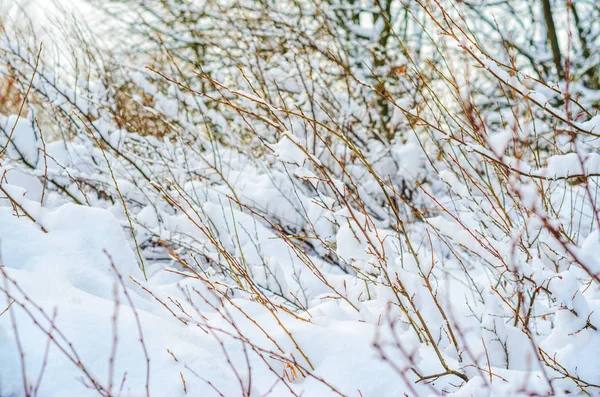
[0,179,451,397]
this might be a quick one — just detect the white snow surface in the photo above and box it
[0,196,453,397]
[0,151,405,396]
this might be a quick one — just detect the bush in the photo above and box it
[1,1,600,395]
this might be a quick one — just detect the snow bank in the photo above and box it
[0,198,437,397]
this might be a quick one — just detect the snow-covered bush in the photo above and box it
[1,0,600,396]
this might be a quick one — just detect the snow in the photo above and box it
[271,132,308,166]
[545,152,600,179]
[2,0,600,395]
[1,114,40,166]
[0,198,439,397]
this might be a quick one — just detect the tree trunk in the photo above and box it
[541,0,564,79]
